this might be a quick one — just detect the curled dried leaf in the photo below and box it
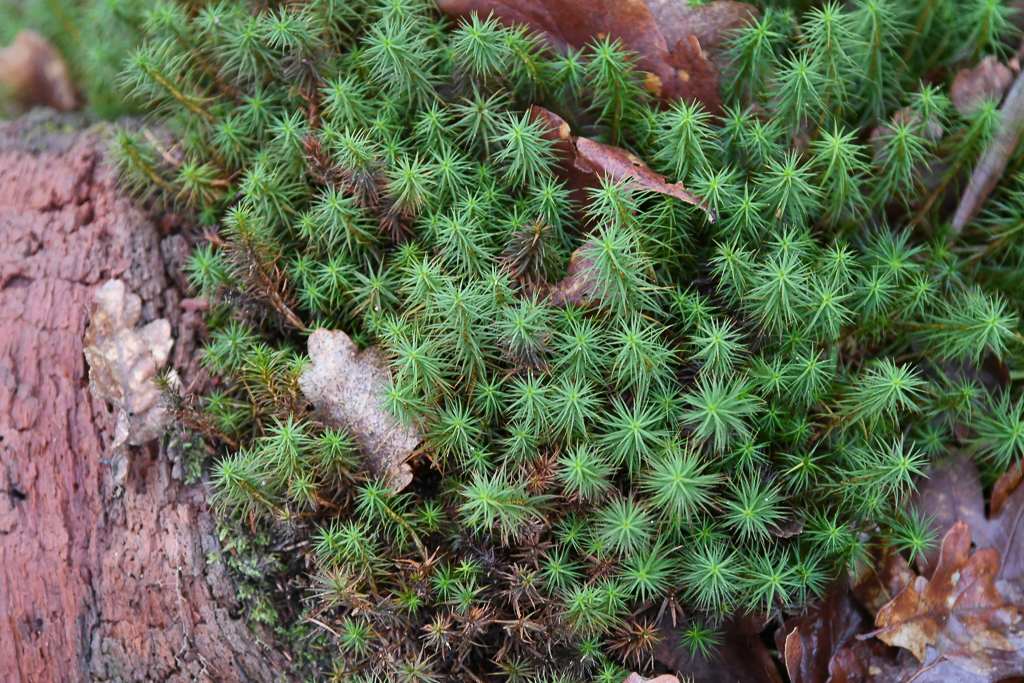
[530,105,714,221]
[868,521,1024,680]
[991,462,1024,517]
[575,136,712,217]
[299,329,418,491]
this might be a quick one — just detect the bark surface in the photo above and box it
[0,111,287,683]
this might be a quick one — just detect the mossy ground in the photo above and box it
[12,0,1024,679]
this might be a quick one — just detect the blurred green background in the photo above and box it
[1,0,143,117]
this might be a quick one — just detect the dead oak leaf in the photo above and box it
[779,570,996,683]
[644,0,758,71]
[976,461,1024,584]
[826,640,959,683]
[84,278,174,452]
[779,526,1020,683]
[868,521,1024,681]
[299,329,417,492]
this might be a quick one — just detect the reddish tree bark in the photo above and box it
[0,112,289,682]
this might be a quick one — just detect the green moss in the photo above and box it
[115,0,1024,679]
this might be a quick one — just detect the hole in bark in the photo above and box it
[1,276,32,290]
[9,487,26,501]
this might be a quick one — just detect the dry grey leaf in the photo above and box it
[84,279,174,487]
[299,328,418,492]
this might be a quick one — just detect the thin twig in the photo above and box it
[305,616,340,637]
[904,654,946,683]
[142,127,181,168]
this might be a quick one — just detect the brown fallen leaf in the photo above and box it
[991,462,1024,517]
[530,105,714,221]
[84,279,175,487]
[782,521,1024,683]
[782,571,988,683]
[868,521,1024,681]
[437,0,757,112]
[655,615,783,683]
[299,328,418,491]
[575,136,712,217]
[543,243,601,309]
[851,544,917,617]
[827,638,954,683]
[532,107,712,310]
[775,584,868,683]
[976,466,1024,584]
[0,29,77,111]
[951,56,1014,118]
[661,34,722,108]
